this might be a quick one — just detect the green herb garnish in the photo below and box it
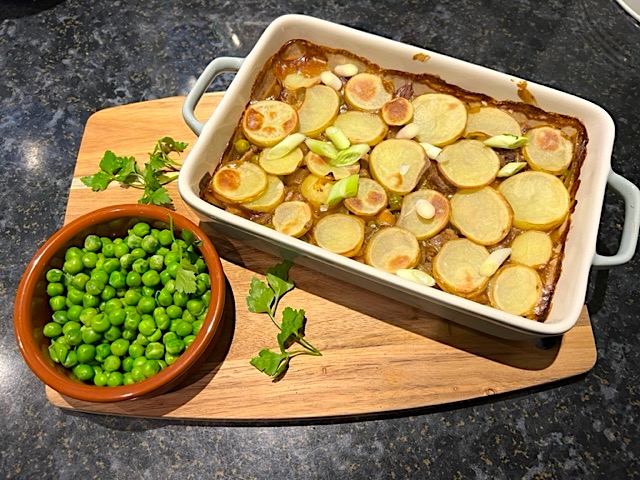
[247,260,322,379]
[81,137,188,208]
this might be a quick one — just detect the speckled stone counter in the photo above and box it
[2,1,639,478]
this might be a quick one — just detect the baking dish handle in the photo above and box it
[182,56,245,136]
[592,170,640,269]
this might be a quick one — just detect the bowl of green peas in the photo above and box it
[14,204,226,402]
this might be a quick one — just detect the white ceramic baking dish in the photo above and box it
[179,14,640,340]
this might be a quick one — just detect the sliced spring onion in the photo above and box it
[325,125,351,150]
[419,142,443,161]
[395,123,419,140]
[266,133,306,160]
[320,70,342,91]
[305,138,339,160]
[326,174,360,206]
[415,199,436,219]
[396,268,436,287]
[483,134,528,149]
[333,63,359,77]
[497,161,527,177]
[328,143,370,167]
[479,248,512,277]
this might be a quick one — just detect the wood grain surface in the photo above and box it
[47,93,598,421]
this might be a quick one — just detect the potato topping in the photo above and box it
[203,39,588,322]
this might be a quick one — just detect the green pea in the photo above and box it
[165,338,184,355]
[103,355,121,372]
[46,282,65,297]
[65,246,84,260]
[145,342,164,360]
[89,268,108,284]
[181,310,195,324]
[164,262,180,279]
[81,326,101,344]
[76,344,96,363]
[141,359,160,378]
[128,343,145,359]
[186,298,205,316]
[94,371,108,386]
[71,272,90,290]
[122,356,134,372]
[131,366,146,383]
[79,307,98,326]
[131,222,151,238]
[149,255,164,271]
[107,371,124,387]
[52,310,69,325]
[123,289,142,306]
[103,326,121,342]
[64,329,82,346]
[192,319,204,336]
[130,247,146,260]
[137,296,156,315]
[113,242,129,259]
[108,270,126,289]
[84,279,104,296]
[138,318,156,336]
[67,305,83,322]
[62,321,81,335]
[61,350,78,368]
[82,292,100,308]
[166,305,182,319]
[173,290,189,308]
[119,253,135,269]
[101,285,116,301]
[43,322,63,338]
[66,287,85,306]
[175,320,193,338]
[123,372,135,385]
[81,252,98,269]
[108,308,125,326]
[46,268,64,283]
[91,314,110,333]
[196,272,211,288]
[159,270,173,286]
[165,352,180,365]
[73,364,95,382]
[126,271,141,288]
[141,270,161,287]
[101,242,116,258]
[164,279,176,294]
[49,295,67,311]
[84,235,102,252]
[124,313,141,331]
[141,235,159,254]
[158,229,174,246]
[121,329,136,341]
[141,286,155,298]
[146,328,162,343]
[183,335,196,348]
[132,355,148,369]
[102,258,121,275]
[155,313,171,331]
[135,333,150,347]
[107,338,129,357]
[95,343,111,362]
[104,298,123,314]
[156,288,173,307]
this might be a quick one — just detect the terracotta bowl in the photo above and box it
[14,204,226,402]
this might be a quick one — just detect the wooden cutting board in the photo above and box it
[47,93,598,421]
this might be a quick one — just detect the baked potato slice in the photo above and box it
[432,238,490,298]
[523,126,573,175]
[297,84,341,136]
[259,147,304,176]
[488,264,542,316]
[437,139,500,189]
[364,226,421,273]
[300,173,335,207]
[450,187,513,246]
[211,162,268,203]
[313,213,365,257]
[369,139,428,194]
[272,201,313,238]
[464,107,521,138]
[332,111,388,146]
[344,178,388,216]
[344,73,392,111]
[397,189,450,240]
[381,97,414,126]
[498,171,570,230]
[510,230,553,269]
[241,175,285,212]
[306,151,360,180]
[412,93,467,146]
[242,100,299,147]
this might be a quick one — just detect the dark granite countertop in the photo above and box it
[2,1,639,478]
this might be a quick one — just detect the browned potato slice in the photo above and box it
[412,93,467,146]
[381,97,414,126]
[498,171,570,230]
[242,100,299,147]
[437,139,500,188]
[464,107,521,138]
[450,187,513,246]
[488,264,542,316]
[259,147,304,176]
[432,238,490,298]
[283,73,321,90]
[397,190,450,240]
[523,126,573,175]
[313,214,365,257]
[272,201,313,238]
[364,226,421,273]
[344,178,387,216]
[300,173,335,207]
[332,111,388,146]
[211,162,268,203]
[344,73,392,111]
[298,84,341,136]
[510,230,553,269]
[305,151,360,180]
[241,175,285,212]
[369,139,428,194]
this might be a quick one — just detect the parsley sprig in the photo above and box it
[81,137,188,209]
[167,215,202,294]
[247,261,321,379]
